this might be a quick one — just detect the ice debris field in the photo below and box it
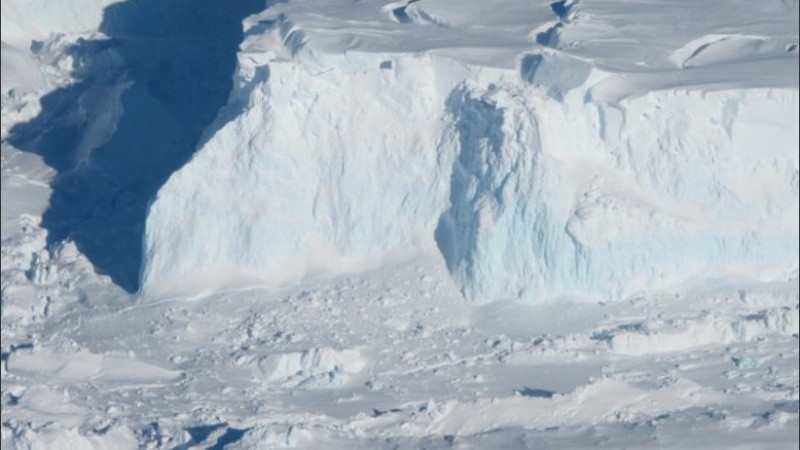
[1,0,798,448]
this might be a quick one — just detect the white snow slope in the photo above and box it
[1,0,799,449]
[141,0,799,303]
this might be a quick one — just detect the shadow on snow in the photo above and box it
[6,0,264,292]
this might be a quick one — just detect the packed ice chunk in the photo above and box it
[258,348,366,387]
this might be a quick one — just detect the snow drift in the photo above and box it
[141,0,799,303]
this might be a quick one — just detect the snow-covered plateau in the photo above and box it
[2,0,798,449]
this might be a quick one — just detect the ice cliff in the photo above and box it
[141,0,799,302]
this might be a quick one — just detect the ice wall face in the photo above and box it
[438,85,799,302]
[141,52,471,289]
[141,1,799,302]
[436,86,562,302]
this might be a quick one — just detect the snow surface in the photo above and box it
[2,0,799,448]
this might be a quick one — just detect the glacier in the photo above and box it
[3,1,800,448]
[141,0,799,303]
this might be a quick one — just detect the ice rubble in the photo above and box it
[141,1,799,303]
[0,0,121,46]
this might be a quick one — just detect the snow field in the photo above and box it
[3,253,798,448]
